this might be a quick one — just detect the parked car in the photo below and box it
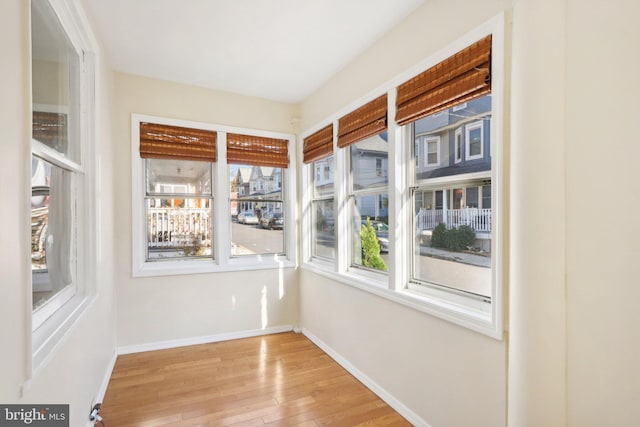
[260,212,284,230]
[237,211,259,225]
[361,219,389,253]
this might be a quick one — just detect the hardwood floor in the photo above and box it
[101,332,411,426]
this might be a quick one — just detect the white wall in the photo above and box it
[300,0,640,425]
[564,0,640,425]
[298,1,511,426]
[112,72,300,347]
[0,1,117,426]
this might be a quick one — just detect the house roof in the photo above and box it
[352,134,388,154]
[236,167,252,183]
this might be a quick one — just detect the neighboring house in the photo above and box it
[236,166,283,214]
[413,96,493,250]
[351,133,389,221]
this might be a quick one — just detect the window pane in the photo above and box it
[312,199,335,259]
[313,156,334,197]
[31,0,80,162]
[468,126,482,157]
[146,198,212,260]
[351,133,388,190]
[230,165,284,256]
[146,159,212,196]
[413,183,492,298]
[31,156,74,309]
[415,94,491,181]
[412,94,493,299]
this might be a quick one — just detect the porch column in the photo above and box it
[442,189,448,227]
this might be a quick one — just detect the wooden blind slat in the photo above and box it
[303,124,333,164]
[338,94,387,148]
[140,122,217,162]
[33,111,68,150]
[396,35,492,126]
[227,133,289,168]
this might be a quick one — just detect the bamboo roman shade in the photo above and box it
[338,94,387,148]
[227,133,289,168]
[395,35,492,126]
[139,122,217,162]
[33,111,68,146]
[303,124,333,164]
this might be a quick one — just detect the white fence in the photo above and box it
[147,208,211,248]
[416,208,492,233]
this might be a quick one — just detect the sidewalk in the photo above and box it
[418,245,491,268]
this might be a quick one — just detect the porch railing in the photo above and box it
[416,208,492,233]
[147,207,211,248]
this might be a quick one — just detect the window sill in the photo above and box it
[133,256,296,278]
[32,293,93,375]
[301,260,502,340]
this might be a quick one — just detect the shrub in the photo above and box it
[431,223,448,249]
[431,223,476,251]
[360,218,388,271]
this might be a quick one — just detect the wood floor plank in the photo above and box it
[101,332,411,426]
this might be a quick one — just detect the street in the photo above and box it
[231,219,284,255]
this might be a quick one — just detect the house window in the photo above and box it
[425,136,440,166]
[30,0,97,367]
[455,128,462,163]
[466,121,484,160]
[350,134,389,272]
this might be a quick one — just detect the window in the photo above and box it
[424,136,440,166]
[466,120,484,160]
[230,165,285,256]
[302,23,504,337]
[303,124,335,261]
[30,0,97,367]
[454,128,462,163]
[349,134,389,273]
[132,116,295,276]
[227,133,288,257]
[145,159,213,261]
[311,157,335,259]
[411,94,492,300]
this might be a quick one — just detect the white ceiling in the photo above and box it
[84,0,424,103]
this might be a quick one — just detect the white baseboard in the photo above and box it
[117,325,294,355]
[86,350,117,427]
[301,328,430,427]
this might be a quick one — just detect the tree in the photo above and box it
[360,217,388,271]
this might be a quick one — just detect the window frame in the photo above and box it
[301,14,505,339]
[29,0,99,372]
[310,156,336,261]
[465,120,484,161]
[131,114,297,277]
[423,135,441,167]
[454,127,463,163]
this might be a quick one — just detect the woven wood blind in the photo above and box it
[303,124,334,164]
[395,35,492,126]
[33,111,68,149]
[227,133,289,168]
[338,94,387,148]
[139,122,217,162]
